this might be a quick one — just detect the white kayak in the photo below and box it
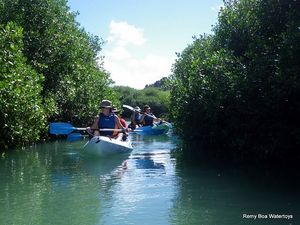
[83,136,133,156]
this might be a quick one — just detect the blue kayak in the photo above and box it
[133,123,170,135]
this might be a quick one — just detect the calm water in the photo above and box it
[0,133,299,225]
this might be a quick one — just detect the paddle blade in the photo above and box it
[49,122,76,135]
[67,133,83,142]
[122,105,134,111]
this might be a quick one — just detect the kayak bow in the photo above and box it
[83,136,133,156]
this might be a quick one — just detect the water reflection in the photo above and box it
[135,156,165,170]
[82,154,129,177]
[96,134,178,225]
[171,158,300,225]
[6,134,298,225]
[0,141,127,225]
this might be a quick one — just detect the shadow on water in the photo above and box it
[129,133,178,173]
[170,143,300,225]
[134,156,165,170]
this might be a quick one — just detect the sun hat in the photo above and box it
[100,100,112,108]
[143,105,151,111]
[134,106,141,112]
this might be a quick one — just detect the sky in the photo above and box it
[67,0,223,89]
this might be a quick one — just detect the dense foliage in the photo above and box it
[113,86,170,119]
[0,22,46,148]
[0,0,118,149]
[144,77,169,90]
[170,0,299,161]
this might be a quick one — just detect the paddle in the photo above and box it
[67,133,85,142]
[49,122,124,135]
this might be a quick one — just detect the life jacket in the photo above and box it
[142,113,154,126]
[135,113,141,124]
[98,113,118,136]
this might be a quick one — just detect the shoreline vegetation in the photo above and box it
[1,0,299,164]
[169,0,299,163]
[0,0,118,149]
[0,0,170,150]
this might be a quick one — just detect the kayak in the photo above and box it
[83,136,133,156]
[133,123,170,135]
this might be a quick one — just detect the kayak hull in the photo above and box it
[84,136,133,156]
[134,123,170,135]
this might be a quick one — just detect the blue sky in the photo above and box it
[67,0,223,89]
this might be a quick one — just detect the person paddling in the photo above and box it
[87,100,127,140]
[140,105,161,127]
[129,106,142,130]
[112,106,127,128]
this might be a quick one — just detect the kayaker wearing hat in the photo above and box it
[87,100,127,140]
[140,105,161,126]
[129,106,142,130]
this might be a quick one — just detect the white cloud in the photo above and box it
[105,54,174,89]
[102,20,174,89]
[108,20,146,46]
[211,4,224,12]
[106,45,131,60]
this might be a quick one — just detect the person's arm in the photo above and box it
[151,114,160,123]
[140,114,145,125]
[90,116,99,130]
[87,116,99,135]
[146,113,161,123]
[154,117,161,123]
[115,115,126,130]
[130,114,136,125]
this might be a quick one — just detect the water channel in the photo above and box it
[0,133,299,225]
